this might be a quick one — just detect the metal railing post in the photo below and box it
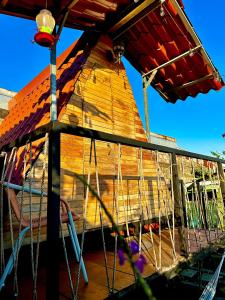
[46,128,61,300]
[50,45,57,122]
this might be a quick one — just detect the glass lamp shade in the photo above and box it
[36,9,55,34]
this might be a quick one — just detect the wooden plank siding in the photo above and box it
[3,36,173,248]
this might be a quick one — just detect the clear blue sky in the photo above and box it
[0,0,224,156]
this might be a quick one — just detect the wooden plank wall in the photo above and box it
[59,36,173,233]
[3,36,173,248]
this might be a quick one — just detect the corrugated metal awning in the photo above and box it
[109,0,224,102]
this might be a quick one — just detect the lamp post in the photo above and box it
[34,9,60,300]
[34,9,56,48]
[34,9,57,122]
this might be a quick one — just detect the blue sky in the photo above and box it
[0,0,224,155]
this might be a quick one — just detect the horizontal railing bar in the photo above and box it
[1,121,224,164]
[56,122,225,164]
[3,181,47,196]
[0,122,52,151]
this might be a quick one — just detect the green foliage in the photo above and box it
[211,151,225,160]
[194,166,210,180]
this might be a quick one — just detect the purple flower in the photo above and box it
[135,254,147,273]
[118,249,126,266]
[129,240,139,255]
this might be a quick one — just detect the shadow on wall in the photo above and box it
[61,168,159,232]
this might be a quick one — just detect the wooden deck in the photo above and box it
[1,228,219,300]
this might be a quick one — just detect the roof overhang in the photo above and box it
[0,0,223,103]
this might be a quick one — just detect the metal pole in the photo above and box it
[46,129,61,300]
[50,45,57,122]
[2,182,47,196]
[143,77,151,142]
[142,70,157,142]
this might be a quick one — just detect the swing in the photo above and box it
[0,141,88,295]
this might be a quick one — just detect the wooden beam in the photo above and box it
[0,0,9,8]
[67,0,80,10]
[55,0,80,21]
[109,0,161,39]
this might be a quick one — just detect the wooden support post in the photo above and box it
[46,129,61,300]
[218,162,225,204]
[172,153,188,257]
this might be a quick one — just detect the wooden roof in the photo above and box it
[0,0,224,102]
[0,0,129,30]
[0,40,85,149]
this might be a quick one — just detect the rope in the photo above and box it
[138,148,159,270]
[117,144,129,237]
[32,134,48,300]
[157,152,176,263]
[111,145,119,293]
[13,143,30,297]
[181,157,201,253]
[199,251,225,300]
[5,148,18,295]
[201,161,213,242]
[60,208,76,299]
[0,152,7,276]
[156,151,162,270]
[93,140,111,293]
[170,154,175,246]
[191,160,210,244]
[28,142,35,289]
[207,163,221,237]
[137,148,144,253]
[214,164,225,230]
[75,139,93,299]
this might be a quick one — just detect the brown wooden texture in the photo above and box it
[3,36,173,248]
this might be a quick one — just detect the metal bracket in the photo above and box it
[142,45,202,78]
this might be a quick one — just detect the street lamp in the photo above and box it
[34,9,56,47]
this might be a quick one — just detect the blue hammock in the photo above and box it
[199,251,225,300]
